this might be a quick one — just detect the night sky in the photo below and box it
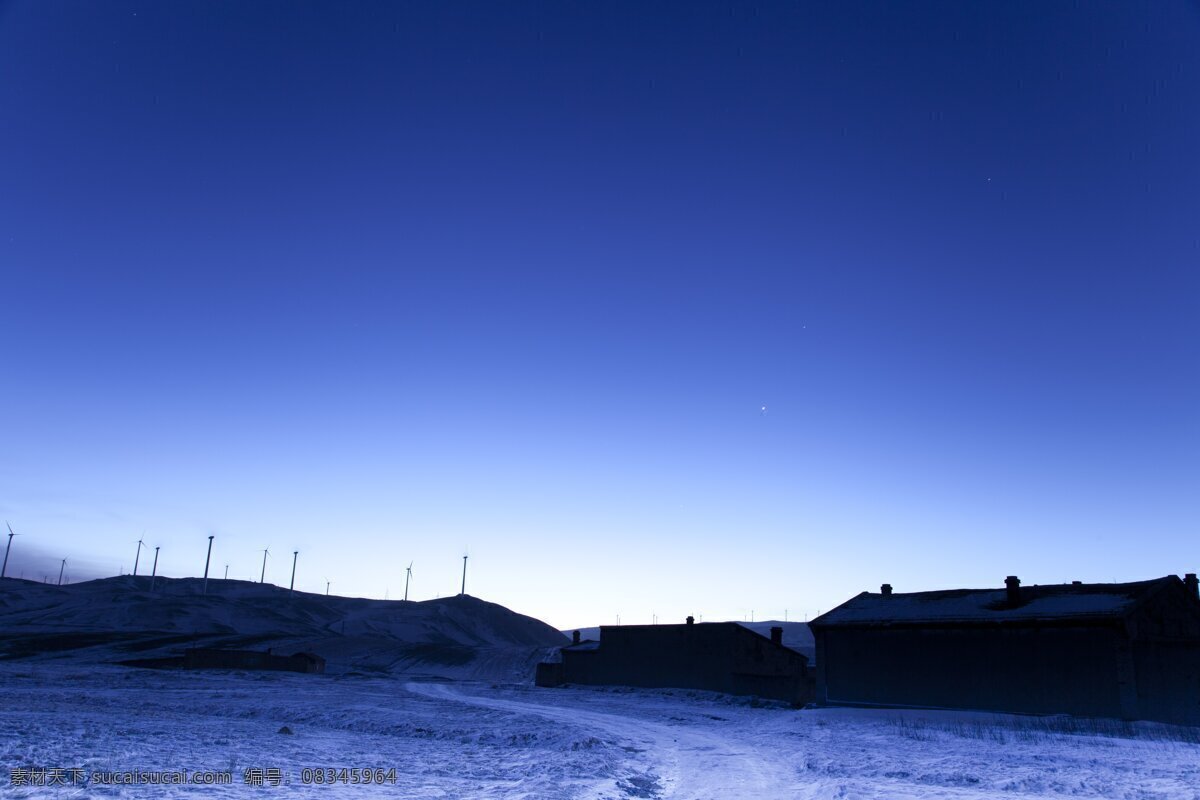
[2,1,1197,627]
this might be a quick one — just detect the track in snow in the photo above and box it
[405,682,803,800]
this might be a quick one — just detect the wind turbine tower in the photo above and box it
[150,546,160,591]
[260,548,269,583]
[202,535,214,594]
[57,558,66,586]
[404,562,413,602]
[460,554,468,596]
[133,538,144,577]
[2,522,17,580]
[289,550,298,596]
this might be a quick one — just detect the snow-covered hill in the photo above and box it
[0,576,567,680]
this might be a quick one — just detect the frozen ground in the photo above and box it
[3,662,1198,799]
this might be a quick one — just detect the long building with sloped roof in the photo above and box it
[809,574,1200,724]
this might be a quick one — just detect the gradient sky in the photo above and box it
[1,1,1197,629]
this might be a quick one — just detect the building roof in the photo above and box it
[581,621,808,660]
[562,639,600,652]
[811,576,1184,628]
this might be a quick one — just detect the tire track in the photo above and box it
[405,682,798,799]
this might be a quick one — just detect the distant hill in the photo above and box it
[0,576,568,681]
[562,620,815,661]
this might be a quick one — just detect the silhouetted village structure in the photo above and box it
[537,617,812,705]
[810,574,1200,725]
[539,575,1200,725]
[182,648,326,674]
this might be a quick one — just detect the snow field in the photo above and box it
[2,663,1197,799]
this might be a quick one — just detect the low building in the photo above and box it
[810,574,1200,724]
[182,648,326,674]
[538,618,811,705]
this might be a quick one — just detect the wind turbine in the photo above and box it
[202,535,214,595]
[133,537,144,577]
[325,579,330,596]
[150,546,160,591]
[260,548,269,584]
[2,522,19,580]
[57,558,66,586]
[289,550,298,596]
[404,562,413,602]
[460,553,468,596]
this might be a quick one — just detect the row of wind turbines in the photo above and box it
[0,524,166,590]
[0,522,71,585]
[2,523,470,602]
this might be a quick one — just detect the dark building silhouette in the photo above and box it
[182,648,326,674]
[810,574,1200,724]
[537,618,811,705]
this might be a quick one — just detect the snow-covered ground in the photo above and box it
[3,662,1198,799]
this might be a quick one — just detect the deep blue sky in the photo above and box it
[1,1,1197,627]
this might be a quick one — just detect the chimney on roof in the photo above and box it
[686,615,694,626]
[572,630,581,645]
[881,583,893,596]
[1185,574,1198,599]
[1005,575,1021,605]
[770,626,783,646]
